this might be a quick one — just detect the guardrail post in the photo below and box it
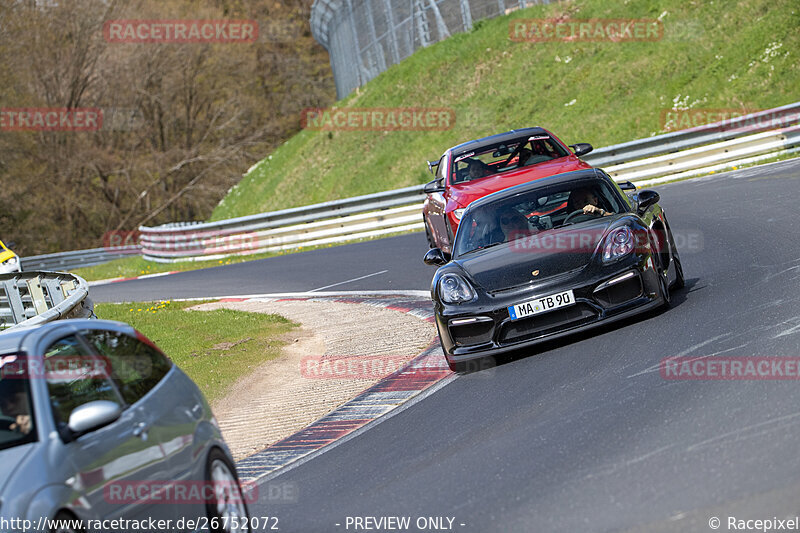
[1,280,26,326]
[26,276,50,315]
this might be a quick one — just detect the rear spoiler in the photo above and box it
[426,160,440,175]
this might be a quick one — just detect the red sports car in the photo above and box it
[422,128,594,252]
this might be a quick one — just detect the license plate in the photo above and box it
[507,290,575,320]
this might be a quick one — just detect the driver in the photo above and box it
[466,159,491,180]
[515,148,533,168]
[0,379,32,435]
[497,207,531,240]
[567,187,613,217]
[469,208,505,250]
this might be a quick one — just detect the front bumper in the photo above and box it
[0,258,21,274]
[435,256,664,363]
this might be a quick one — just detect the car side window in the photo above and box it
[82,330,172,406]
[45,336,120,430]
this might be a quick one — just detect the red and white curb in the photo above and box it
[215,295,453,484]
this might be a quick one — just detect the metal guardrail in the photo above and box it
[21,246,140,272]
[20,102,800,267]
[604,124,800,181]
[582,102,800,167]
[0,272,94,330]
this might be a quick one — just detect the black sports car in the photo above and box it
[423,168,684,372]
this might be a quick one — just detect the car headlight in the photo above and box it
[438,273,476,304]
[602,227,635,263]
[3,256,17,265]
[453,208,465,220]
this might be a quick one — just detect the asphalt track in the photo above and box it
[96,159,800,532]
[90,231,432,303]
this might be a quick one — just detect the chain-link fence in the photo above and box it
[311,0,553,100]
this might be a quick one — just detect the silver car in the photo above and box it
[0,319,250,533]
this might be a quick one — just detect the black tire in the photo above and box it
[666,224,685,290]
[659,269,672,309]
[205,448,250,533]
[671,248,685,290]
[50,511,84,533]
[425,221,436,248]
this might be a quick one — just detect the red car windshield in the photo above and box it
[450,135,568,185]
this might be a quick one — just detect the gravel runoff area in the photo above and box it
[190,299,436,461]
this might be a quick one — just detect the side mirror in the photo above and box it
[423,248,450,266]
[569,143,593,157]
[618,181,636,191]
[65,400,122,441]
[636,190,660,213]
[423,179,445,194]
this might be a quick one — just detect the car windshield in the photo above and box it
[450,135,568,184]
[0,357,36,451]
[453,178,625,256]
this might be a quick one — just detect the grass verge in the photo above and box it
[95,300,298,404]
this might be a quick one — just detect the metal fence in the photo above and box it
[311,0,552,99]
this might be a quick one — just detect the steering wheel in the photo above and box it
[563,209,602,224]
[0,415,16,431]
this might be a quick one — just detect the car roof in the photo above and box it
[467,168,606,210]
[0,327,31,353]
[448,127,551,154]
[0,319,134,354]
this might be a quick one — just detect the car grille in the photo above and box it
[498,303,598,344]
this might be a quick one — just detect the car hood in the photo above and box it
[455,217,618,292]
[0,443,36,494]
[448,156,591,208]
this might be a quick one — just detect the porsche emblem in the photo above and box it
[532,270,540,276]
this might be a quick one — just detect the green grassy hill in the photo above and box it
[211,0,799,221]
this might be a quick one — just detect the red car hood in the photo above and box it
[448,156,591,208]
